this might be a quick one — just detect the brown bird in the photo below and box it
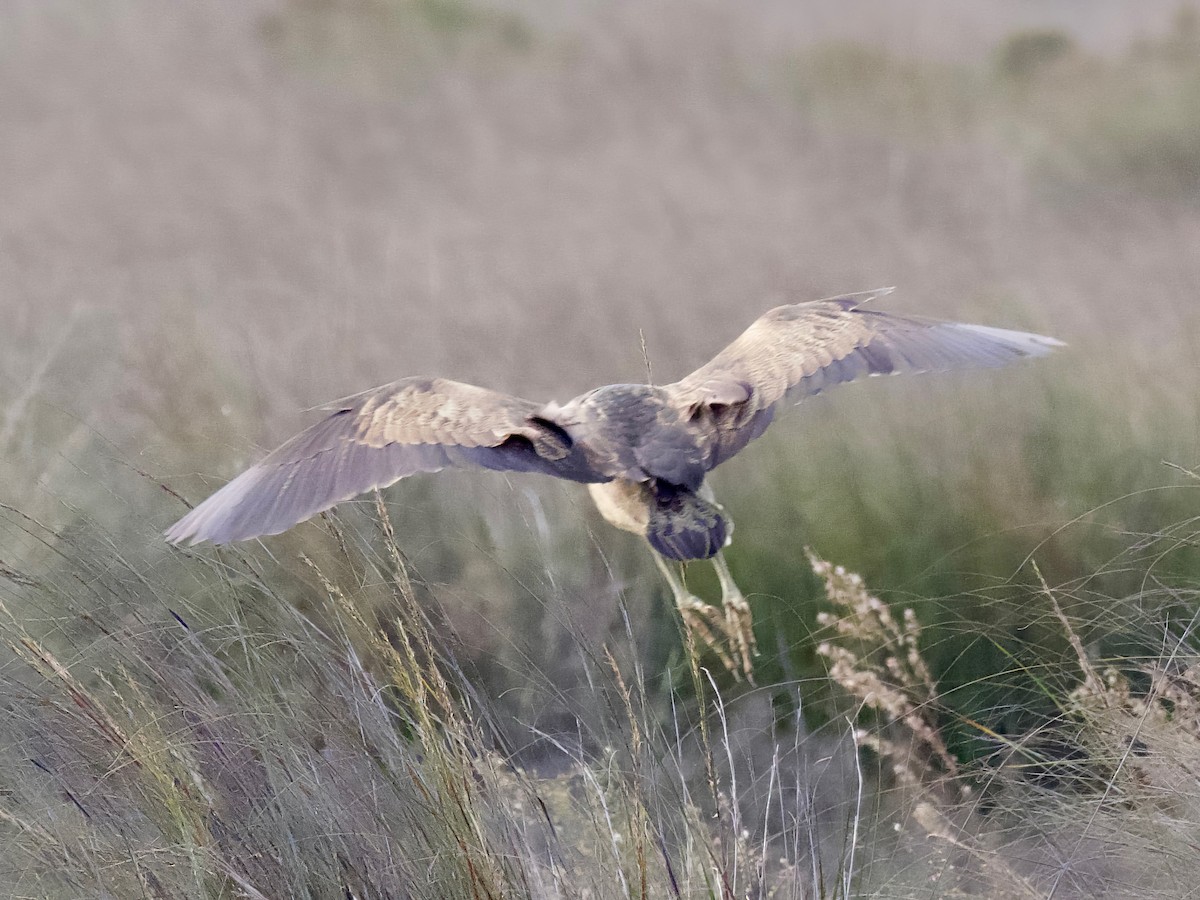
[166,289,1062,675]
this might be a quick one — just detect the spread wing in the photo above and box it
[165,377,602,545]
[666,288,1064,470]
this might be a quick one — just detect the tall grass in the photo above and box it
[3,488,1198,897]
[0,494,874,898]
[4,1,1200,896]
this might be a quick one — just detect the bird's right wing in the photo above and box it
[666,289,1063,469]
[165,377,600,546]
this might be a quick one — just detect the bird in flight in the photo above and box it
[166,289,1062,676]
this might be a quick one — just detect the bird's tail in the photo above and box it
[646,483,730,561]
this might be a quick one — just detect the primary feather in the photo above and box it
[166,291,1062,554]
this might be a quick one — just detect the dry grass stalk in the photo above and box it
[809,549,960,789]
[809,551,1078,898]
[301,536,520,899]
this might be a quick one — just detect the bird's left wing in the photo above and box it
[665,289,1063,470]
[165,376,600,545]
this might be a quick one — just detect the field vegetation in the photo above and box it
[2,1,1199,896]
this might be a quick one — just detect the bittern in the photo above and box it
[166,289,1062,676]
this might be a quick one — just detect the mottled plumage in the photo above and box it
[166,289,1061,553]
[166,289,1062,675]
[165,377,597,545]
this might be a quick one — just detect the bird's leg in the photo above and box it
[652,554,741,677]
[711,551,757,680]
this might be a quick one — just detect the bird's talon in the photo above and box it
[674,596,739,676]
[673,590,757,681]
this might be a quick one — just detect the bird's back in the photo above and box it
[552,384,710,491]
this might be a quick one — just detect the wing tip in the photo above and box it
[164,509,276,547]
[825,286,896,310]
[163,510,225,547]
[162,466,267,547]
[163,507,203,546]
[955,322,1067,358]
[162,525,189,546]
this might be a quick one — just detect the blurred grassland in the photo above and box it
[3,0,1200,896]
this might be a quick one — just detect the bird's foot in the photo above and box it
[720,589,758,682]
[676,595,755,683]
[657,551,757,681]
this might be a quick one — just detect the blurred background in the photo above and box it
[5,0,1200,763]
[4,1,1200,895]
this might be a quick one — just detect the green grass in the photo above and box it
[4,496,1198,897]
[786,12,1200,199]
[259,0,535,89]
[5,1,1200,895]
[0,500,866,898]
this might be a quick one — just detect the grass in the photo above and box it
[0,499,866,898]
[259,0,535,90]
[4,0,1200,895]
[785,10,1200,199]
[4,498,1198,897]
